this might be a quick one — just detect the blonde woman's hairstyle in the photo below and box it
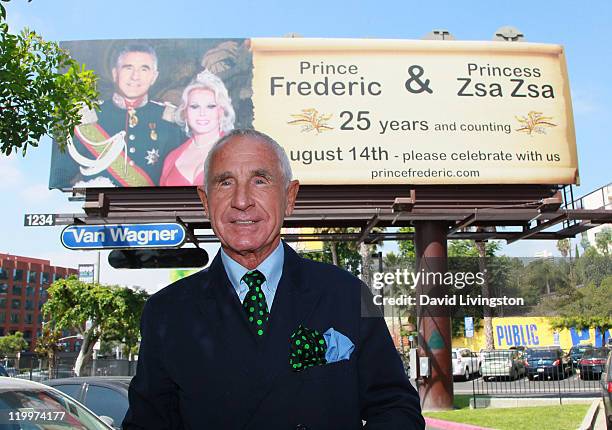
[175,70,236,134]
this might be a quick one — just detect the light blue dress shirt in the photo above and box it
[220,242,355,361]
[220,241,284,311]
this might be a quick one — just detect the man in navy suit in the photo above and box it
[123,129,424,429]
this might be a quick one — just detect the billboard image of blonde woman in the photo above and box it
[160,70,236,186]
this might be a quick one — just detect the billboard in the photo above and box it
[49,38,578,189]
[453,317,612,351]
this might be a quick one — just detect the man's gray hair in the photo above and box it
[203,129,293,192]
[114,43,158,71]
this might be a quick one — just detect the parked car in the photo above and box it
[481,350,526,381]
[509,345,527,355]
[0,377,114,429]
[569,344,593,367]
[525,348,573,380]
[600,349,612,429]
[579,348,610,380]
[451,348,480,380]
[46,376,131,429]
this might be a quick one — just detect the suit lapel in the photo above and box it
[262,242,324,365]
[195,243,325,428]
[244,243,324,425]
[194,251,258,377]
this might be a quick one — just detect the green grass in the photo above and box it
[423,396,589,430]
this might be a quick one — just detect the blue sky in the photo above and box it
[2,0,610,291]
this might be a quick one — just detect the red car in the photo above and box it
[580,348,610,380]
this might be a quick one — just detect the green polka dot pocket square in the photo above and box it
[289,325,355,372]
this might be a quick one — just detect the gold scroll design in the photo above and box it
[288,108,333,134]
[515,111,557,136]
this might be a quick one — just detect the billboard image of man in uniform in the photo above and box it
[50,43,183,188]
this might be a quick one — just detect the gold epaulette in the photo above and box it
[162,102,177,123]
[78,102,99,125]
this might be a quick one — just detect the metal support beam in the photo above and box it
[538,191,563,212]
[392,190,416,212]
[357,213,380,244]
[506,213,567,244]
[175,216,200,248]
[447,213,477,236]
[83,192,109,217]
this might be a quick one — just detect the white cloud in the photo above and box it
[21,184,54,205]
[5,8,48,36]
[16,184,82,214]
[74,177,117,188]
[571,89,600,116]
[0,156,25,188]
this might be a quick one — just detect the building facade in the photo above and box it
[0,253,78,352]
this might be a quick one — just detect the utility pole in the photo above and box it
[96,251,101,284]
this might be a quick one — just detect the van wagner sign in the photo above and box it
[49,38,578,189]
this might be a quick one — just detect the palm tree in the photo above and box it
[557,239,570,258]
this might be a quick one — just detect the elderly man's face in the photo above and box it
[197,136,299,268]
[112,51,158,101]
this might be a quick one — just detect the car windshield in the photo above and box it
[0,388,110,429]
[583,349,609,359]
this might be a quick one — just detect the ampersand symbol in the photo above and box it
[405,65,433,94]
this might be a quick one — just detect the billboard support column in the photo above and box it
[414,221,453,410]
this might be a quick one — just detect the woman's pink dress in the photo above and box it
[160,138,205,186]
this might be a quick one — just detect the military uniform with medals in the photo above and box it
[49,94,183,189]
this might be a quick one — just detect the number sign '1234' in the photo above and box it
[24,214,56,227]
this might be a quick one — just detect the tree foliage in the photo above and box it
[556,239,570,258]
[595,227,611,257]
[448,240,500,258]
[552,277,612,345]
[34,324,64,377]
[302,229,362,277]
[42,276,148,375]
[0,0,98,155]
[398,227,415,259]
[0,331,28,355]
[575,247,612,287]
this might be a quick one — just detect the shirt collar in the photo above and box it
[220,241,284,293]
[112,93,148,109]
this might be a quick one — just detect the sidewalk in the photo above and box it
[425,399,607,430]
[592,400,607,430]
[425,417,495,430]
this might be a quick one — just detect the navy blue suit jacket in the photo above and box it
[123,242,424,430]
